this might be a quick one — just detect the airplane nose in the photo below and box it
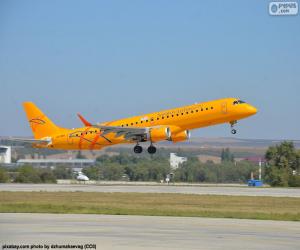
[247,105,257,115]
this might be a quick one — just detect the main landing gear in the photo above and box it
[147,144,157,154]
[133,144,157,154]
[133,144,143,154]
[230,120,237,134]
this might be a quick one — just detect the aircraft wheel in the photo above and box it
[133,145,143,154]
[147,145,157,154]
[231,129,237,134]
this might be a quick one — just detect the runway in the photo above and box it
[1,183,300,197]
[0,213,299,250]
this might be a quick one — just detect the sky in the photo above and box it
[0,0,299,139]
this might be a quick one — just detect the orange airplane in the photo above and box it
[11,98,257,154]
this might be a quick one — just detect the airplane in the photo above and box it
[75,171,89,181]
[9,98,257,154]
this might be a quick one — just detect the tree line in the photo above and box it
[0,141,299,186]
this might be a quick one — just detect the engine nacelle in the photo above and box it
[171,130,191,143]
[149,126,171,142]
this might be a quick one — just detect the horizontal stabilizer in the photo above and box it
[5,137,51,145]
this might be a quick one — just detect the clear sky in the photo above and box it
[0,0,299,139]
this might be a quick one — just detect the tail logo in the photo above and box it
[29,117,46,132]
[29,118,46,125]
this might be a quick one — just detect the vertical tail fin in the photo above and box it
[23,102,60,139]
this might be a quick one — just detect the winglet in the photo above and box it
[77,113,92,126]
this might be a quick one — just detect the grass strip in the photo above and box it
[0,191,299,221]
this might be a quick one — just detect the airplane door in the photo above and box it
[68,132,76,144]
[221,102,227,114]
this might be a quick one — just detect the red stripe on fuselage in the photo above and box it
[90,132,101,150]
[78,127,91,150]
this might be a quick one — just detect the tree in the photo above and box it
[221,148,235,162]
[53,166,73,179]
[39,169,56,183]
[101,163,124,180]
[266,167,289,187]
[15,165,41,183]
[265,141,298,170]
[0,167,9,183]
[15,165,57,183]
[83,166,101,180]
[265,141,300,187]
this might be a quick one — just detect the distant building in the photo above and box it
[170,153,187,170]
[16,158,95,168]
[0,146,12,164]
[243,156,266,165]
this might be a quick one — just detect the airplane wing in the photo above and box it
[77,113,92,126]
[77,113,149,141]
[4,137,51,145]
[92,124,149,141]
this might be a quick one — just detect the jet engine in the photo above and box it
[149,126,171,142]
[171,130,191,143]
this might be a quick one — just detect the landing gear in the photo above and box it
[133,144,143,154]
[133,143,157,154]
[230,120,237,135]
[147,145,157,154]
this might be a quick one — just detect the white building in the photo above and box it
[16,158,95,168]
[170,153,187,170]
[0,146,12,164]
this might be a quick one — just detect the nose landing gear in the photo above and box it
[230,120,237,134]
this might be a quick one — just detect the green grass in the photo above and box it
[0,191,300,221]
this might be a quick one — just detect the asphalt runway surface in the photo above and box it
[1,213,299,250]
[1,183,300,197]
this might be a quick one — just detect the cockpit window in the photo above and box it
[233,100,246,105]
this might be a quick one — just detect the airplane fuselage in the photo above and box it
[41,97,257,151]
